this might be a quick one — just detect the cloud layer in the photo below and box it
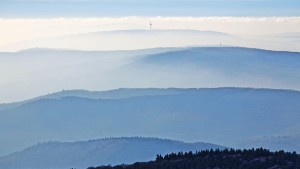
[0,16,300,51]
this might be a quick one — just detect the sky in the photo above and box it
[1,0,300,17]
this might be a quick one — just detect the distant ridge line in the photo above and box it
[29,136,215,146]
[1,46,299,54]
[1,87,299,105]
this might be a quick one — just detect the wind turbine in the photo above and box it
[150,21,152,30]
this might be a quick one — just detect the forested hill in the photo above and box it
[88,148,300,169]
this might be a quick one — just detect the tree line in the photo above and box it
[88,148,300,169]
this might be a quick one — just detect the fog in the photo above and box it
[1,17,300,52]
[1,47,299,103]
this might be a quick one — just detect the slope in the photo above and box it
[0,137,224,169]
[0,88,300,156]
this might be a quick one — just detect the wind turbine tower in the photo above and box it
[150,21,152,30]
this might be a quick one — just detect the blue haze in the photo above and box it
[1,88,300,157]
[0,137,224,169]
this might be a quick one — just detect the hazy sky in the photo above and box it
[1,17,300,51]
[1,0,300,17]
[1,0,299,49]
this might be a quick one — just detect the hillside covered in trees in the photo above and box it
[88,148,300,169]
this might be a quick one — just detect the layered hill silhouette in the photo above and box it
[1,47,300,103]
[0,137,224,169]
[1,88,300,157]
[1,47,300,167]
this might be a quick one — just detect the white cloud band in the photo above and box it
[0,16,299,51]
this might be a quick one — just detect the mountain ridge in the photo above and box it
[1,47,300,103]
[0,137,225,169]
[1,87,300,157]
[1,87,299,110]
